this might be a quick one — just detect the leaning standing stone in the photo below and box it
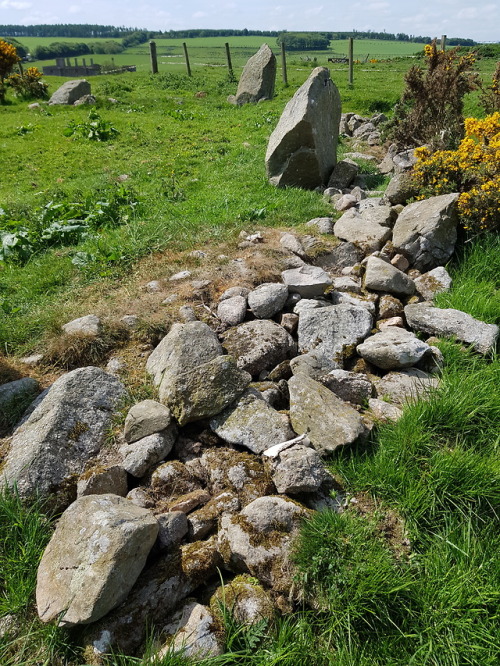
[265,67,341,189]
[228,44,276,105]
[36,494,158,626]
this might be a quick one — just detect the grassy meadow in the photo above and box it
[0,34,499,665]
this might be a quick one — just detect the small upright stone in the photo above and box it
[229,44,276,105]
[49,79,91,105]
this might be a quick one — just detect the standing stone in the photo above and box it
[229,44,276,105]
[36,495,158,626]
[265,67,341,189]
[49,80,91,105]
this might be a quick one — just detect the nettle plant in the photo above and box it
[64,109,119,141]
[412,112,500,233]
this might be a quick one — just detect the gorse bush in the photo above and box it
[386,40,479,149]
[8,66,48,100]
[412,112,500,232]
[0,40,20,103]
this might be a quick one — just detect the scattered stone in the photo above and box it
[219,286,250,301]
[229,44,276,105]
[357,328,430,370]
[74,94,96,106]
[170,270,192,281]
[222,320,296,376]
[106,358,125,375]
[315,242,364,273]
[265,67,341,189]
[280,233,306,258]
[364,256,415,296]
[1,367,126,503]
[378,294,404,319]
[368,398,403,422]
[391,253,410,271]
[382,173,417,205]
[297,304,373,365]
[0,377,38,415]
[248,283,288,318]
[210,575,275,625]
[332,276,361,293]
[187,492,240,540]
[179,305,197,322]
[404,304,499,355]
[121,429,177,477]
[145,280,162,293]
[375,369,439,405]
[306,217,334,234]
[77,466,128,498]
[19,354,44,366]
[392,193,459,270]
[328,159,359,188]
[269,444,327,494]
[335,194,358,211]
[333,208,392,253]
[217,295,248,326]
[159,601,222,659]
[48,79,91,105]
[289,374,366,454]
[62,314,101,336]
[378,316,405,330]
[124,400,172,443]
[322,369,372,404]
[281,265,332,298]
[157,511,189,550]
[210,388,293,454]
[393,149,417,172]
[36,494,158,626]
[414,266,452,300]
[280,312,299,334]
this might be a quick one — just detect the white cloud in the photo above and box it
[367,2,390,9]
[457,7,478,19]
[304,6,324,17]
[193,11,207,18]
[68,4,81,13]
[0,0,32,9]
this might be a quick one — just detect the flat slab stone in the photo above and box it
[289,374,366,454]
[333,208,392,253]
[210,388,293,454]
[36,494,158,626]
[297,304,373,365]
[375,369,439,405]
[364,256,415,296]
[414,266,452,300]
[357,328,430,370]
[404,304,498,355]
[282,265,332,298]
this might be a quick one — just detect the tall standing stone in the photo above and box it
[265,67,341,189]
[228,44,276,105]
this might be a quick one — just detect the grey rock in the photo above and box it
[218,496,308,591]
[61,314,101,336]
[121,428,177,477]
[298,304,373,365]
[281,265,332,298]
[77,466,128,498]
[170,270,191,281]
[357,328,430,370]
[330,291,378,316]
[332,276,361,293]
[187,492,240,540]
[74,94,96,106]
[368,398,403,422]
[335,194,358,211]
[378,294,404,319]
[393,149,417,173]
[327,159,359,189]
[124,400,172,443]
[160,356,251,426]
[219,286,250,301]
[306,217,334,234]
[333,208,392,253]
[375,369,439,405]
[0,377,38,415]
[146,280,162,292]
[36,494,158,626]
[364,255,415,296]
[159,601,222,659]
[146,321,222,387]
[270,444,327,494]
[217,296,248,326]
[382,173,416,205]
[248,283,288,319]
[106,358,126,375]
[265,67,341,189]
[289,374,367,453]
[210,575,274,625]
[290,351,339,380]
[293,298,329,315]
[1,367,126,502]
[48,79,91,105]
[315,242,364,273]
[405,304,499,355]
[414,266,452,300]
[280,233,306,258]
[179,305,197,322]
[231,44,276,105]
[222,320,296,376]
[157,511,189,550]
[210,388,293,454]
[322,369,372,404]
[392,193,459,270]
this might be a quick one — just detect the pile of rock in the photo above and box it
[2,164,498,661]
[339,111,387,145]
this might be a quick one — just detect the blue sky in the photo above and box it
[0,1,498,43]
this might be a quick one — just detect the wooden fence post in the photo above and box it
[183,42,192,76]
[149,40,158,74]
[348,37,354,86]
[225,42,235,80]
[440,35,447,51]
[281,41,288,86]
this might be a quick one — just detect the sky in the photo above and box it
[0,0,498,43]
